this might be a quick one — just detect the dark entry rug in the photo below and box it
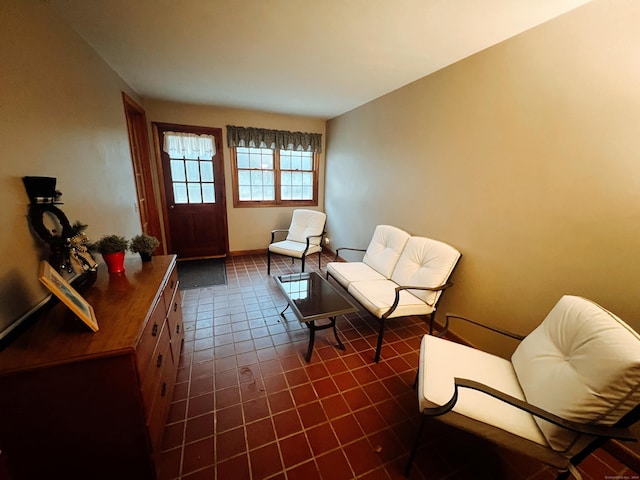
[177,258,227,289]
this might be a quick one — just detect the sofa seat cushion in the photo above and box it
[420,334,549,447]
[326,262,386,289]
[269,240,321,258]
[390,237,461,306]
[512,295,640,453]
[347,280,435,319]
[361,225,410,278]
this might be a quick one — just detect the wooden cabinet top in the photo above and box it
[0,255,177,375]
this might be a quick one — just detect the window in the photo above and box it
[163,132,217,204]
[232,147,318,207]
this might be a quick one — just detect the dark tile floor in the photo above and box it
[157,253,637,480]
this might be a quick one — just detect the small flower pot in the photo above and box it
[139,252,152,262]
[102,251,126,274]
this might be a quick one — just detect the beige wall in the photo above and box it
[0,1,143,337]
[325,0,640,356]
[142,100,326,253]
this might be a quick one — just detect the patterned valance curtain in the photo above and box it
[163,132,216,160]
[226,125,322,153]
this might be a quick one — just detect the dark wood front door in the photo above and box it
[153,123,228,259]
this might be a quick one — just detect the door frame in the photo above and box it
[151,122,229,257]
[122,93,164,253]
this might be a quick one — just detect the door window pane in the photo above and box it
[174,183,188,203]
[187,183,202,203]
[202,183,215,203]
[200,161,214,182]
[170,160,186,182]
[185,160,200,182]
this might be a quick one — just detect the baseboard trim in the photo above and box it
[229,248,338,258]
[229,249,265,257]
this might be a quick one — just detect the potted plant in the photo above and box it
[129,233,160,262]
[90,235,129,273]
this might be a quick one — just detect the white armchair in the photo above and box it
[267,209,327,275]
[405,295,640,479]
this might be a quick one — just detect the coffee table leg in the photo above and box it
[330,316,345,351]
[305,321,316,362]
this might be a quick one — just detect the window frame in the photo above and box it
[231,147,319,208]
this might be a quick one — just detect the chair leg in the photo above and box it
[318,251,322,270]
[301,255,305,272]
[404,415,426,477]
[374,319,386,363]
[267,249,271,274]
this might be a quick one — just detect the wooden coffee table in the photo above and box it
[275,272,358,362]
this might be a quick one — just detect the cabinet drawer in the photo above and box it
[140,322,171,413]
[136,300,165,379]
[162,266,179,315]
[147,356,177,454]
[166,288,184,362]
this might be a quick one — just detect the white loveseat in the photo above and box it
[326,225,461,362]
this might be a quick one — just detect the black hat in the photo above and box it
[22,176,61,204]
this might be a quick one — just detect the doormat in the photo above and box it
[177,258,227,289]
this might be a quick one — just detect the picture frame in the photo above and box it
[39,261,99,332]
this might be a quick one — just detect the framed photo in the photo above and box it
[39,261,99,332]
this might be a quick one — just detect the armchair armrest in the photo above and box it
[430,378,636,442]
[270,228,289,244]
[437,313,526,340]
[333,246,366,262]
[382,282,453,319]
[301,231,325,255]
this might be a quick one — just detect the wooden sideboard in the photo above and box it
[0,255,183,479]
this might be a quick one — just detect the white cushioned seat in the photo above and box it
[325,262,386,289]
[347,279,436,319]
[268,240,321,259]
[420,334,549,446]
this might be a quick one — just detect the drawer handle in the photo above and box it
[161,382,167,397]
[156,354,163,368]
[176,324,181,335]
[151,323,159,337]
[174,302,178,312]
[170,279,175,289]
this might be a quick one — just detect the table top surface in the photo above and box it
[275,272,358,322]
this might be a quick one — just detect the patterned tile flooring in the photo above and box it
[157,253,637,480]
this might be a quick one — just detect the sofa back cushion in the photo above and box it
[286,209,327,246]
[390,236,461,306]
[362,225,410,278]
[512,295,640,452]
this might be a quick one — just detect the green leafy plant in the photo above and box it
[90,235,129,254]
[129,233,160,255]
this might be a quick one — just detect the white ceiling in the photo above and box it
[48,0,592,119]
